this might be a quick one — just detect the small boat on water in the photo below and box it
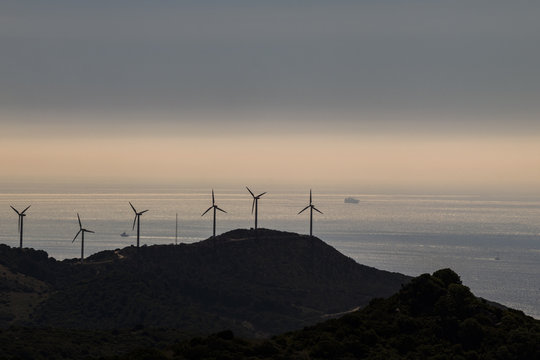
[120,232,129,237]
[344,197,360,204]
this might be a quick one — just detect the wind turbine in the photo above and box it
[10,205,30,248]
[72,213,94,262]
[129,202,148,248]
[201,189,227,238]
[246,187,266,230]
[298,189,323,237]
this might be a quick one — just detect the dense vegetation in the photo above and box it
[1,269,538,359]
[0,228,408,337]
[112,269,540,360]
[3,231,537,359]
[0,327,190,359]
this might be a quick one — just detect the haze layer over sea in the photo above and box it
[1,184,539,319]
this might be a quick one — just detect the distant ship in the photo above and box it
[120,232,129,237]
[344,197,360,204]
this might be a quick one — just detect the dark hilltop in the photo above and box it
[0,229,408,337]
[2,229,538,359]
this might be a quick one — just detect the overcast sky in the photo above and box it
[1,1,539,192]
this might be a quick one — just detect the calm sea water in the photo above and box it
[1,186,539,319]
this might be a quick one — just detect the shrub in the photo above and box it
[433,269,462,287]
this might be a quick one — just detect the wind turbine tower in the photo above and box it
[298,189,323,237]
[10,205,31,248]
[72,213,94,262]
[246,187,266,230]
[201,189,227,238]
[129,202,149,248]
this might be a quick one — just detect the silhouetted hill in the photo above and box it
[0,229,409,336]
[263,269,539,359]
[2,269,538,360]
[121,269,540,360]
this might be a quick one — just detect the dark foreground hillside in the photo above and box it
[0,229,408,337]
[111,269,540,360]
[1,269,538,360]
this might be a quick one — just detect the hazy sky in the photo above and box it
[1,1,539,193]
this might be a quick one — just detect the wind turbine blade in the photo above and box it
[216,206,227,213]
[10,206,20,215]
[72,229,82,242]
[212,189,215,205]
[86,230,95,234]
[140,210,149,214]
[18,217,21,233]
[310,189,312,204]
[246,186,254,197]
[251,199,255,214]
[21,205,31,214]
[77,213,82,229]
[298,205,310,215]
[257,192,267,197]
[129,202,137,213]
[132,215,137,230]
[201,206,213,216]
[313,206,323,214]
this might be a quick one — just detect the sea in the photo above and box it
[1,185,539,319]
